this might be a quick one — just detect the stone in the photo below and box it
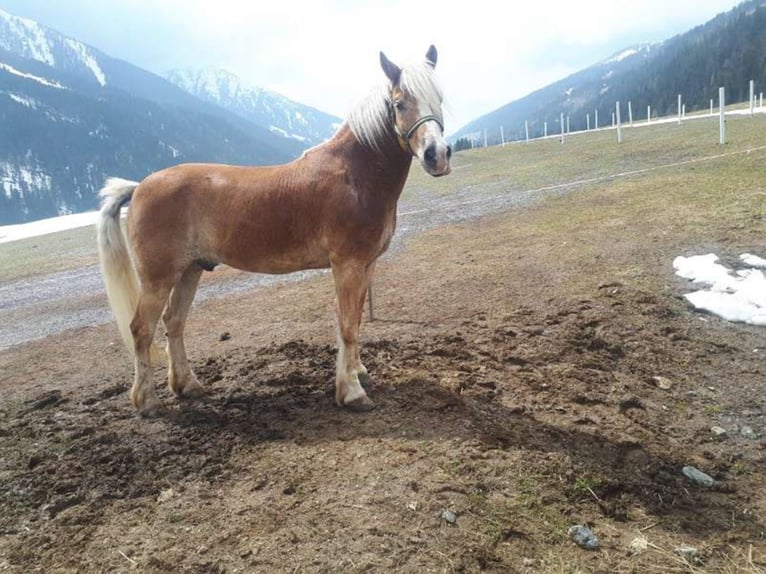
[652,376,673,390]
[441,509,457,524]
[740,426,758,440]
[710,426,727,437]
[682,466,716,488]
[568,525,599,550]
[675,546,699,561]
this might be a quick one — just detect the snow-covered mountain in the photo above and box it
[453,0,766,144]
[451,42,657,144]
[0,9,106,86]
[166,67,341,145]
[0,8,305,224]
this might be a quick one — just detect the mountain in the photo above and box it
[453,0,766,144]
[166,68,342,146]
[0,9,305,224]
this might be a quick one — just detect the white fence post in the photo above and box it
[678,94,682,124]
[611,112,615,127]
[750,80,755,115]
[483,129,487,147]
[595,109,599,129]
[628,101,633,125]
[616,101,623,143]
[544,121,548,138]
[710,99,714,116]
[501,125,505,147]
[587,113,590,130]
[761,92,764,109]
[719,86,726,145]
[525,120,529,143]
[560,112,565,143]
[647,105,651,124]
[682,104,686,118]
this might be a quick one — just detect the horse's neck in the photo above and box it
[334,124,412,205]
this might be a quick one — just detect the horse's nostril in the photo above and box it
[446,145,453,159]
[424,145,437,164]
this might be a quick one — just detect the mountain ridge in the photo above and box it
[0,9,320,224]
[165,67,341,145]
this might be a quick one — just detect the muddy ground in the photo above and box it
[1,171,766,572]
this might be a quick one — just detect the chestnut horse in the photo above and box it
[97,46,451,416]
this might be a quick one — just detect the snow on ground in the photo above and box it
[674,253,766,326]
[0,62,65,89]
[0,210,100,244]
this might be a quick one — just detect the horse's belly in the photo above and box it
[223,248,330,275]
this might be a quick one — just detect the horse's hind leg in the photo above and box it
[130,282,174,417]
[331,258,375,412]
[163,265,204,399]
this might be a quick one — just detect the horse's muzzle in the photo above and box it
[422,141,452,177]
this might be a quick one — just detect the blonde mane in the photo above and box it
[347,60,444,150]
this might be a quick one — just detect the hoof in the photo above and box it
[138,401,164,418]
[344,394,376,412]
[179,383,206,400]
[174,379,206,400]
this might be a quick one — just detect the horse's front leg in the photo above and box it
[331,258,375,412]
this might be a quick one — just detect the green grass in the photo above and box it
[403,111,766,201]
[0,223,98,284]
[2,110,765,286]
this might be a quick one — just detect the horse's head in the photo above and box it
[380,45,451,177]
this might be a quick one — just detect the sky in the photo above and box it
[0,0,741,131]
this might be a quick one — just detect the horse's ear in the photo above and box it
[426,45,437,68]
[380,51,401,86]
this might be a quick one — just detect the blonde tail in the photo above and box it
[96,178,141,355]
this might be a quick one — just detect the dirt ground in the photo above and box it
[1,172,765,572]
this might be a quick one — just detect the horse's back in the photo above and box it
[127,160,343,275]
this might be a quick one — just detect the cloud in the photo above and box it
[1,0,739,129]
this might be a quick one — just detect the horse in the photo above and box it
[97,45,451,417]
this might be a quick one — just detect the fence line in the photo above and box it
[459,80,763,150]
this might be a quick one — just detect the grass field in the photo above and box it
[2,109,764,285]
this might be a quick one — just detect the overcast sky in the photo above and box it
[0,0,740,130]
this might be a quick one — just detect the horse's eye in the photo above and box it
[394,101,405,112]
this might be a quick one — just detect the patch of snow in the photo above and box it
[606,48,639,64]
[0,9,56,66]
[564,87,573,97]
[0,210,101,244]
[741,253,766,268]
[674,253,766,326]
[1,162,52,200]
[268,126,308,142]
[600,85,609,95]
[0,62,65,89]
[6,92,37,108]
[159,141,182,158]
[64,38,106,86]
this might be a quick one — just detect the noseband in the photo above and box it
[391,107,444,156]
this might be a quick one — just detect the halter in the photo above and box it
[392,109,444,156]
